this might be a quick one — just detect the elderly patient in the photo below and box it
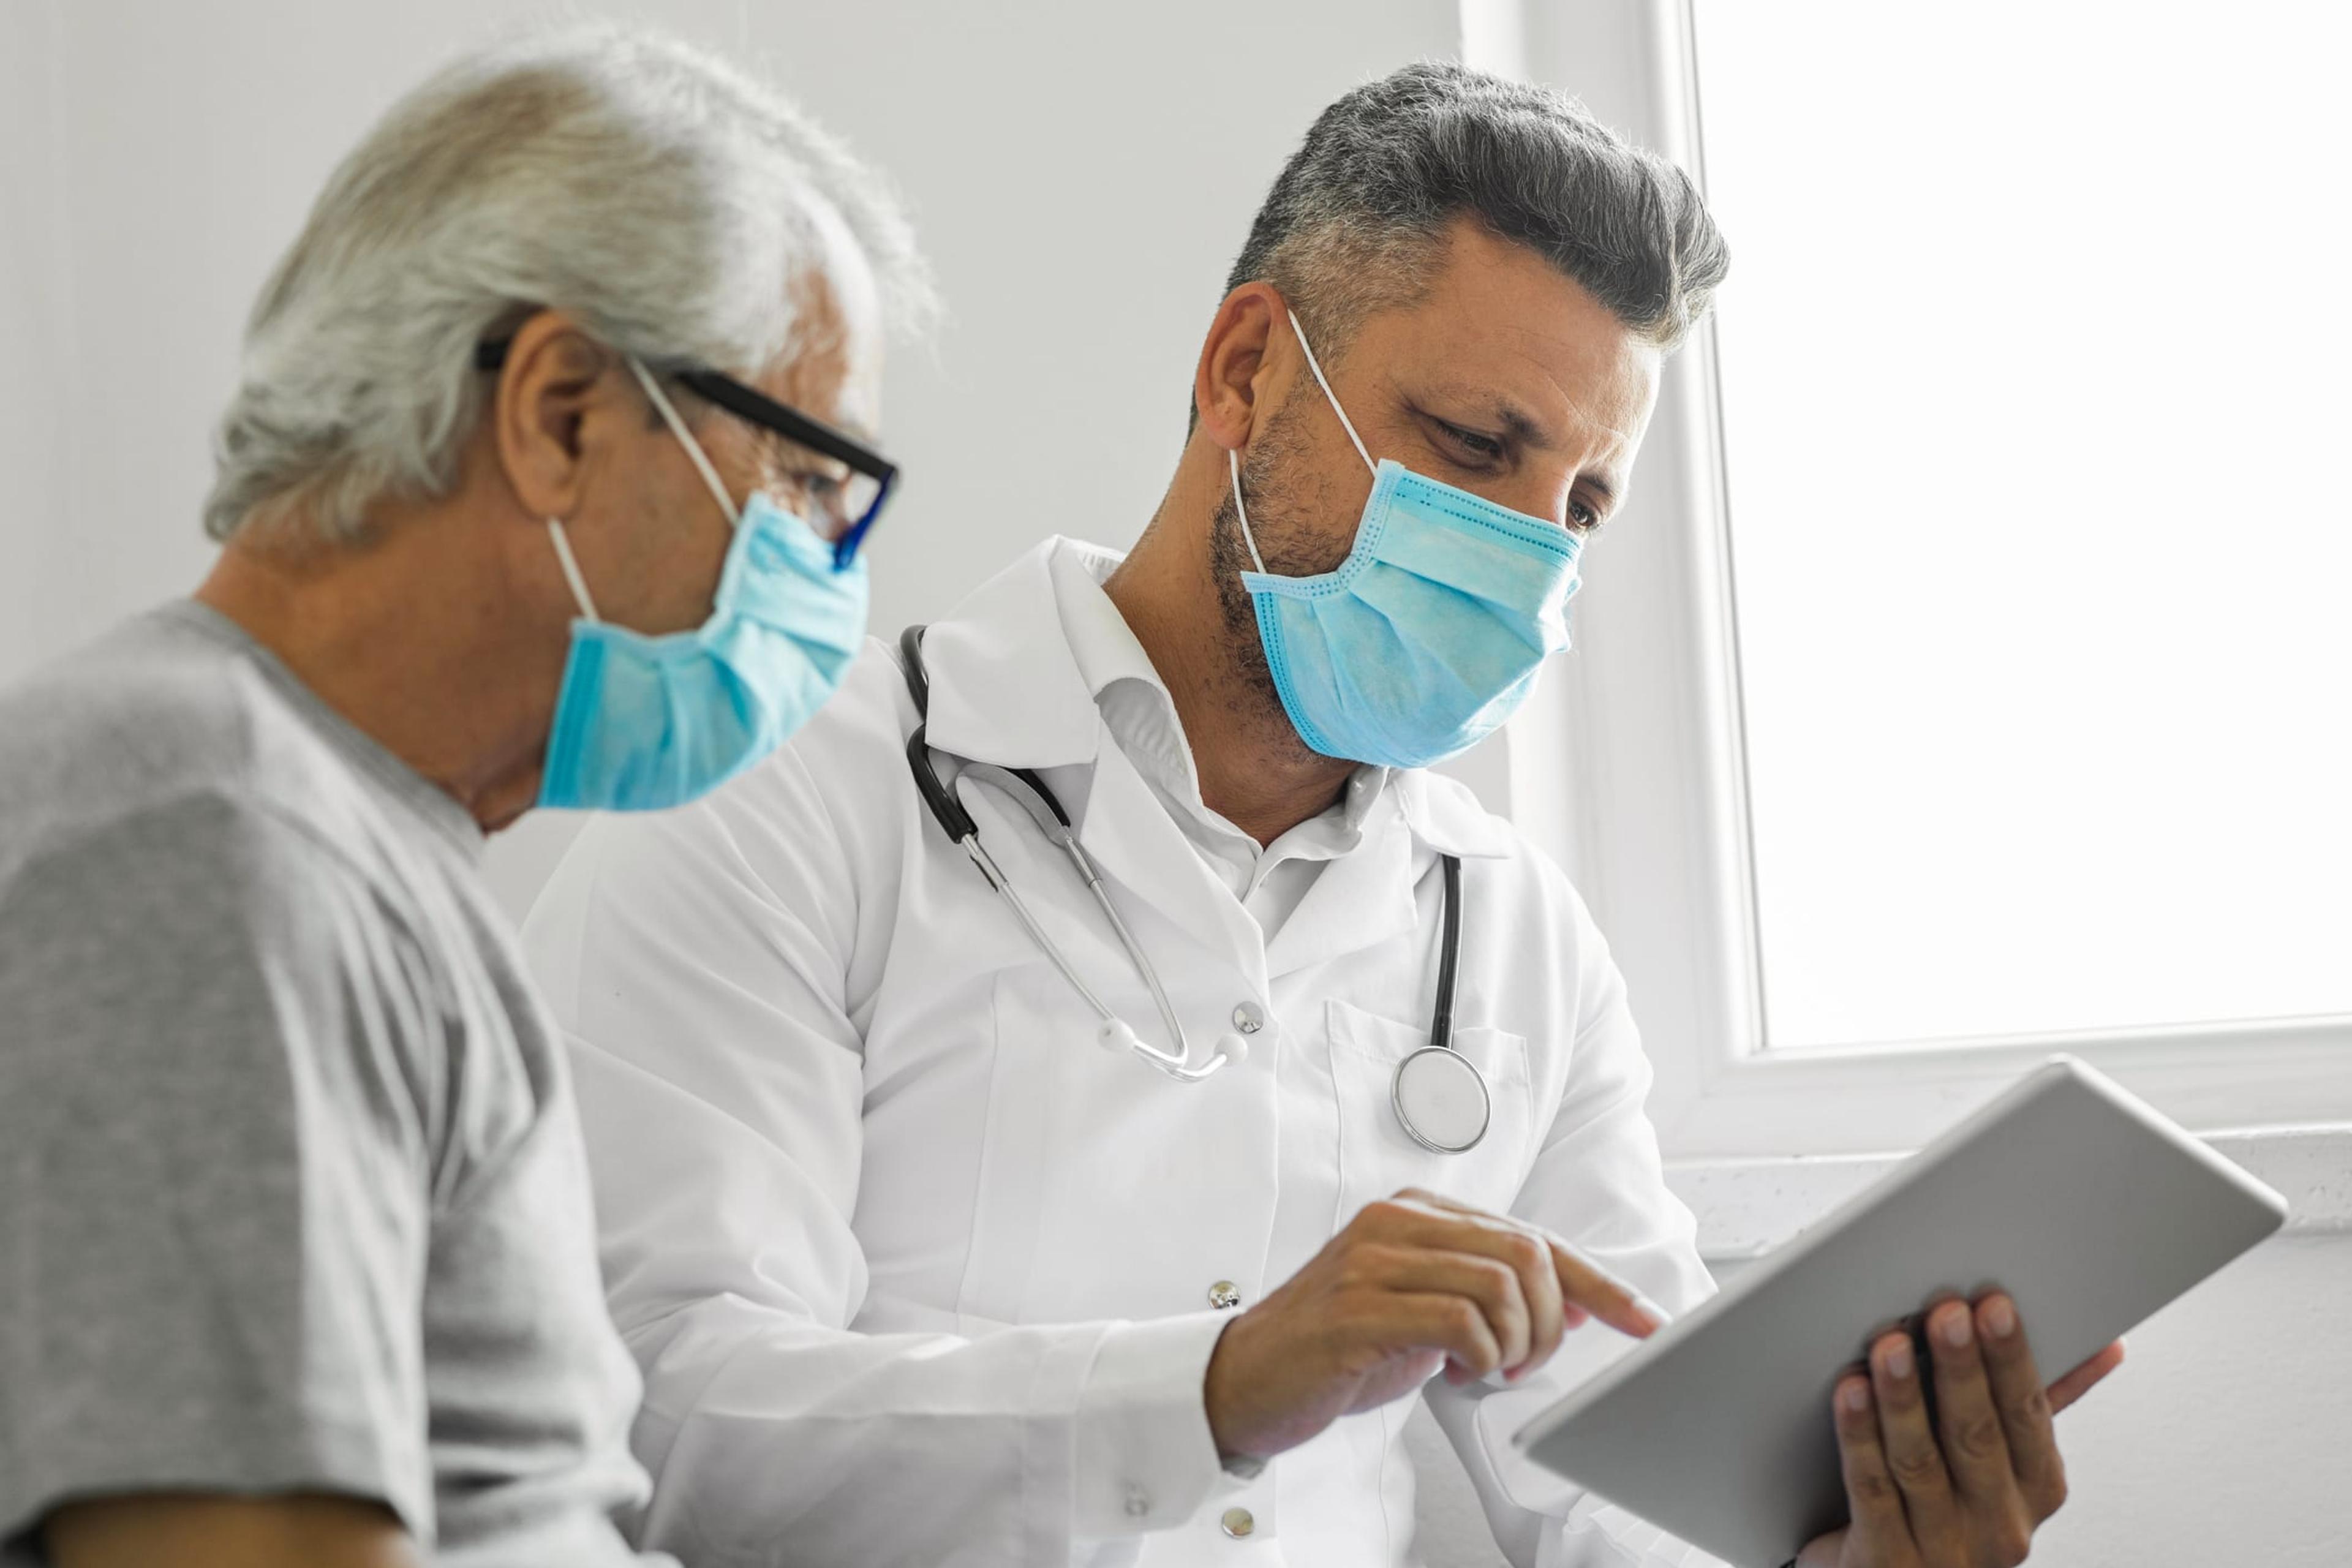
[0,24,925,1568]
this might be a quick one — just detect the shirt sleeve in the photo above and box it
[1419,876,1735,1568]
[521,717,1229,1568]
[0,793,435,1553]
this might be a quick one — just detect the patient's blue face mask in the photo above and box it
[1230,310,1584,769]
[536,359,869,812]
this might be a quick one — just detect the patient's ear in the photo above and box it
[489,309,624,526]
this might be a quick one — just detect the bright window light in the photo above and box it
[1692,0,2352,1049]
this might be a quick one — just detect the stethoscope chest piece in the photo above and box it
[1392,1044,1490,1153]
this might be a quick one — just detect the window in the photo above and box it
[1496,1,2352,1156]
[1694,0,2352,1052]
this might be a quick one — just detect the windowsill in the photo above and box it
[1665,1126,2352,1263]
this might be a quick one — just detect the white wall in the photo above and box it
[3,4,2340,1566]
[0,0,1505,914]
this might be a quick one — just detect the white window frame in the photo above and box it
[1479,0,2352,1162]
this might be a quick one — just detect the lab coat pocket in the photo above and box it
[1325,998,1534,1221]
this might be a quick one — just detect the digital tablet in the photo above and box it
[1511,1055,2287,1568]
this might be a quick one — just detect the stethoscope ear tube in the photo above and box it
[897,624,934,711]
[899,625,980,844]
[895,624,1478,1116]
[905,722,979,843]
[898,624,1232,1082]
[1430,852,1462,1054]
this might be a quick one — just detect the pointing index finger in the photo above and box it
[1545,1235,1665,1340]
[1387,1191,1664,1341]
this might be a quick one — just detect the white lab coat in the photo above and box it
[522,538,1725,1568]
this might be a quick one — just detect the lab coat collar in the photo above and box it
[1391,767,1519,861]
[919,537,1519,987]
[918,541,1265,980]
[917,539,1103,771]
[920,538,1523,867]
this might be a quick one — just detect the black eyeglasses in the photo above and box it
[475,338,897,569]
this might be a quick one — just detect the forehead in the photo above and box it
[1354,217,1661,453]
[755,203,886,437]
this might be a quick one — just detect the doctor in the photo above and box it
[525,63,2113,1567]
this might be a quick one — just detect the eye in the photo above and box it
[1436,418,1506,464]
[1567,498,1602,535]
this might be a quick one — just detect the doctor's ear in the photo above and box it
[488,309,628,524]
[1193,282,1286,453]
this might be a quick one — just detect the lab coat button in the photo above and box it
[1207,1280,1242,1310]
[1123,1483,1152,1518]
[1231,1002,1264,1035]
[1219,1507,1256,1539]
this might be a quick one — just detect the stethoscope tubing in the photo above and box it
[897,624,1485,1141]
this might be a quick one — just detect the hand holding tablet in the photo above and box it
[1798,1291,2122,1568]
[1513,1056,2287,1567]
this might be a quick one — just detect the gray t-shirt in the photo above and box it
[0,603,666,1567]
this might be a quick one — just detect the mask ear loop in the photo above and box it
[1284,308,1376,476]
[1227,448,1269,574]
[545,519,600,623]
[626,356,742,529]
[1227,306,1374,577]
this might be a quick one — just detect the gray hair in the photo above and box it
[205,24,933,545]
[1224,61,1727,365]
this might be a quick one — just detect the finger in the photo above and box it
[1924,1298,2017,1510]
[1831,1376,1912,1555]
[1545,1235,1664,1341]
[1368,1200,1573,1365]
[1871,1329,1961,1542]
[1979,1296,2110,1525]
[2048,1339,2125,1415]
[1364,1246,1536,1375]
[1382,1189,1646,1335]
[1386,1290,1506,1382]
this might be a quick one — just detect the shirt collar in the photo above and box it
[1049,540,1395,839]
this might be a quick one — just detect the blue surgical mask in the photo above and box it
[1231,310,1583,769]
[536,358,869,812]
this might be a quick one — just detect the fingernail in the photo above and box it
[1882,1338,1913,1380]
[1841,1379,1871,1412]
[1983,1297,2017,1340]
[1633,1294,1673,1327]
[1939,1306,1973,1349]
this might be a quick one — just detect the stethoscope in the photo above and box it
[897,625,1491,1153]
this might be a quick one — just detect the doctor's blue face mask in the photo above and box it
[535,358,869,812]
[1228,309,1585,771]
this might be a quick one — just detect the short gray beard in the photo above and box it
[1204,399,1357,766]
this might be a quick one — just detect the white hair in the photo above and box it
[204,23,933,544]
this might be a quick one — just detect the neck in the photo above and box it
[1105,448,1354,848]
[194,508,568,834]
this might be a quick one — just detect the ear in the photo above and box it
[1193,282,1286,454]
[489,310,624,523]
